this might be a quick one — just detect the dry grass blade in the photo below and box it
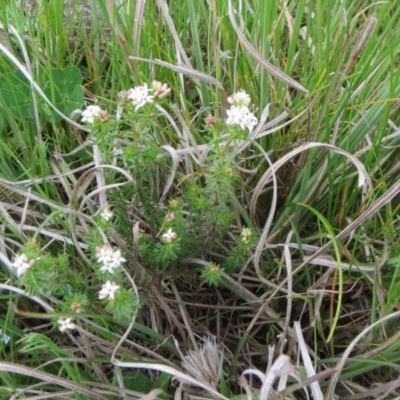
[0,284,54,312]
[159,145,180,204]
[129,56,224,89]
[138,389,165,400]
[73,164,134,208]
[297,178,400,273]
[326,310,400,397]
[112,361,229,400]
[342,377,400,400]
[154,0,192,67]
[93,146,108,210]
[248,140,279,292]
[170,281,198,351]
[303,256,376,272]
[50,156,78,200]
[250,142,373,219]
[282,369,339,398]
[170,103,201,164]
[242,354,298,399]
[221,272,288,332]
[342,16,377,77]
[281,231,294,352]
[249,105,309,142]
[0,362,109,400]
[10,390,76,399]
[8,24,41,137]
[293,322,324,400]
[0,179,90,217]
[133,0,146,57]
[67,163,134,261]
[227,0,308,94]
[358,329,400,359]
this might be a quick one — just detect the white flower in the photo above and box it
[161,228,177,243]
[2,334,10,344]
[12,253,35,277]
[81,105,108,124]
[241,227,252,244]
[96,245,126,273]
[100,207,113,221]
[71,303,82,314]
[58,317,76,333]
[96,244,114,263]
[0,328,10,345]
[227,90,251,107]
[165,212,175,222]
[98,280,120,302]
[152,80,171,98]
[226,105,258,132]
[126,84,154,111]
[205,114,218,128]
[226,90,257,132]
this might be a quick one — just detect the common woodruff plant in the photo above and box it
[11,82,259,334]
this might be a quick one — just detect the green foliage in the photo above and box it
[105,288,141,325]
[201,262,224,286]
[0,70,35,121]
[0,67,83,130]
[15,241,82,298]
[1,0,400,398]
[42,66,84,122]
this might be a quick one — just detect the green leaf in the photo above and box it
[155,372,171,392]
[121,370,154,394]
[0,70,35,119]
[0,110,5,132]
[43,66,84,121]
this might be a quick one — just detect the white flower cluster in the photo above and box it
[57,245,126,334]
[98,280,120,303]
[12,253,35,277]
[226,90,258,132]
[126,83,154,111]
[100,207,113,221]
[162,228,177,243]
[124,80,171,111]
[95,245,126,274]
[58,317,76,333]
[81,81,171,123]
[0,328,10,345]
[152,80,172,99]
[241,227,252,244]
[81,105,109,124]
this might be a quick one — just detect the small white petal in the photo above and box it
[100,208,113,221]
[226,105,257,132]
[126,84,155,111]
[99,281,120,302]
[162,228,177,243]
[58,317,76,333]
[12,253,34,276]
[81,105,105,124]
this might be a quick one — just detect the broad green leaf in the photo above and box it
[121,370,154,394]
[43,66,84,121]
[0,70,35,119]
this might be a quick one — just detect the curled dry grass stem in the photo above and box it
[227,0,308,95]
[0,362,109,400]
[327,310,400,397]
